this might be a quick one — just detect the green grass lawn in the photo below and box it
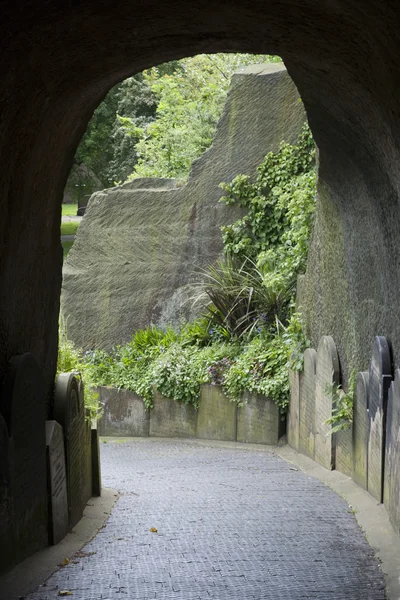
[62,241,74,259]
[62,203,78,216]
[61,221,79,236]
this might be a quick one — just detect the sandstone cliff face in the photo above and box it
[61,64,305,350]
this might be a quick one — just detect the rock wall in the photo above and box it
[61,64,306,350]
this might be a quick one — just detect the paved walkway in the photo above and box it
[27,439,386,600]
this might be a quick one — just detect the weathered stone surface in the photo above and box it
[299,348,317,459]
[367,336,392,503]
[0,354,47,568]
[384,369,400,534]
[98,386,150,437]
[335,389,353,478]
[288,370,300,450]
[352,371,369,490]
[314,337,340,470]
[91,428,102,497]
[237,392,280,445]
[62,64,306,350]
[197,385,237,441]
[150,390,197,438]
[46,420,69,545]
[54,373,88,528]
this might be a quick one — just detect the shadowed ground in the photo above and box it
[27,438,386,600]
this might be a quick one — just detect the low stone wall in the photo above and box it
[97,384,281,446]
[288,335,400,537]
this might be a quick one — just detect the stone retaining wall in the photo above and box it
[288,335,400,537]
[97,384,281,446]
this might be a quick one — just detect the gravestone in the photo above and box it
[314,337,340,470]
[299,348,317,458]
[288,370,300,450]
[335,390,353,477]
[150,390,197,438]
[352,371,369,490]
[367,336,392,503]
[237,392,280,445]
[54,372,87,528]
[197,385,237,441]
[0,353,47,561]
[91,427,101,497]
[98,386,150,437]
[384,369,400,533]
[46,420,69,544]
[0,413,14,572]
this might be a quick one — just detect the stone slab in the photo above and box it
[237,392,280,445]
[54,372,87,528]
[314,337,340,470]
[0,353,47,564]
[150,390,197,438]
[384,369,400,534]
[367,336,392,503]
[288,370,300,450]
[98,386,149,437]
[45,420,69,545]
[91,428,102,497]
[352,371,369,490]
[299,348,317,459]
[197,385,237,442]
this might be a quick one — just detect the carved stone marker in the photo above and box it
[91,427,102,497]
[54,372,86,528]
[0,353,47,561]
[237,392,280,445]
[384,369,400,533]
[352,371,369,490]
[288,370,300,450]
[299,348,317,458]
[314,337,340,470]
[367,336,392,503]
[46,420,69,544]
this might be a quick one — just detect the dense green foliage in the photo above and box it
[324,370,356,433]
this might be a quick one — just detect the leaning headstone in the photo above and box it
[0,413,14,573]
[237,392,280,445]
[314,337,340,470]
[197,385,237,441]
[0,353,47,562]
[335,390,353,477]
[368,336,392,503]
[288,370,300,450]
[46,420,69,545]
[299,348,317,458]
[352,371,369,490]
[384,369,400,533]
[54,372,86,528]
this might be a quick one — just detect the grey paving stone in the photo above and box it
[27,439,386,600]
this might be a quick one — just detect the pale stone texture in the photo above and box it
[237,392,280,445]
[149,390,197,438]
[384,369,400,535]
[197,385,237,441]
[61,64,306,350]
[352,371,369,490]
[299,348,317,458]
[97,386,150,437]
[367,336,392,503]
[288,370,300,450]
[314,336,340,470]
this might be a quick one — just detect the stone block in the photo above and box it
[367,336,392,503]
[98,386,149,437]
[237,392,280,445]
[314,337,340,470]
[150,390,197,438]
[384,369,400,534]
[46,420,69,545]
[352,371,369,490]
[91,428,101,497]
[288,370,300,450]
[54,372,87,528]
[197,385,237,441]
[0,353,47,565]
[299,348,317,458]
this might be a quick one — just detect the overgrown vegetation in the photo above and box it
[59,124,316,414]
[324,370,356,433]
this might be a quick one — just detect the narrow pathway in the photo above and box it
[28,439,386,599]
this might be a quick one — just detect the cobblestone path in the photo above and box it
[28,438,386,600]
